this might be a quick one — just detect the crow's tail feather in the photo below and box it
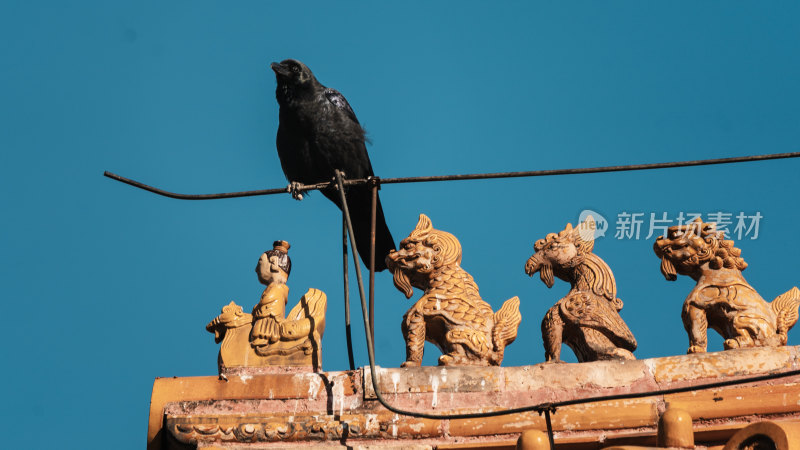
[325,186,395,271]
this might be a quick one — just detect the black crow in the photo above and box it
[271,59,395,271]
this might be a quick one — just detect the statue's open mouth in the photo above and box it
[525,253,555,288]
[388,253,415,270]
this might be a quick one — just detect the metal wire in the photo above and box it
[543,409,555,449]
[342,214,355,371]
[334,170,370,373]
[104,151,800,200]
[368,178,378,338]
[380,151,800,185]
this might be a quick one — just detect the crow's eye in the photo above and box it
[291,65,300,73]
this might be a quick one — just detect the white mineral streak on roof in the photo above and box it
[409,422,424,432]
[431,374,439,408]
[333,377,345,416]
[306,374,321,400]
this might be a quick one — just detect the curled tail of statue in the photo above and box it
[281,288,327,342]
[490,296,522,365]
[323,186,395,271]
[772,286,800,343]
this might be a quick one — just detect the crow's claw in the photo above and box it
[287,182,305,201]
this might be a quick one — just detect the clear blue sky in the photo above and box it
[2,2,799,448]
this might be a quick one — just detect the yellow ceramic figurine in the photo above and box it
[654,219,799,353]
[250,241,292,348]
[386,214,522,367]
[525,216,637,362]
[206,241,327,372]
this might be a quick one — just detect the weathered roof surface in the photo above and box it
[149,346,800,449]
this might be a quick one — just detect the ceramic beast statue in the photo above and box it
[653,219,799,353]
[386,214,522,367]
[525,216,637,362]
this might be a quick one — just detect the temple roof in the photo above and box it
[149,345,800,449]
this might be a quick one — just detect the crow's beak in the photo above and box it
[271,62,289,77]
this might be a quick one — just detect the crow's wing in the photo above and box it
[324,88,360,125]
[317,86,374,181]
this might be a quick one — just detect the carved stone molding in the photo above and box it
[166,412,441,444]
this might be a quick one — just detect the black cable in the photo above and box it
[544,409,555,448]
[380,151,800,185]
[342,214,355,371]
[104,151,800,200]
[334,170,370,374]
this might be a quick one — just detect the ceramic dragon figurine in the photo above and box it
[386,214,522,367]
[525,216,637,362]
[654,219,799,353]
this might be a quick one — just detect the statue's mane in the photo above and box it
[408,214,462,268]
[655,220,748,272]
[575,252,617,302]
[534,221,594,255]
[531,219,616,302]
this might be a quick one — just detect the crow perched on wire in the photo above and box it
[271,59,395,271]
